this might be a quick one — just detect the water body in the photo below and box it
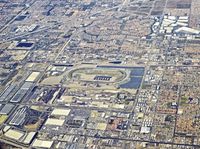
[121,68,144,89]
[14,15,26,21]
[97,65,144,89]
[130,68,145,76]
[120,76,143,89]
[16,42,33,48]
[109,61,122,64]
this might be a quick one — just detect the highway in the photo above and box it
[0,0,36,34]
[0,26,53,43]
[1,0,199,148]
[39,129,200,148]
[53,0,134,62]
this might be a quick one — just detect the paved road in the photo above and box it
[53,0,137,62]
[0,0,36,34]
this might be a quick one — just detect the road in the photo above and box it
[0,0,36,34]
[0,26,52,43]
[53,0,135,62]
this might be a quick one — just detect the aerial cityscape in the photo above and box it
[0,0,200,148]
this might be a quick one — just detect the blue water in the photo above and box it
[97,65,144,89]
[15,15,26,21]
[120,77,143,89]
[16,42,33,48]
[130,68,144,76]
